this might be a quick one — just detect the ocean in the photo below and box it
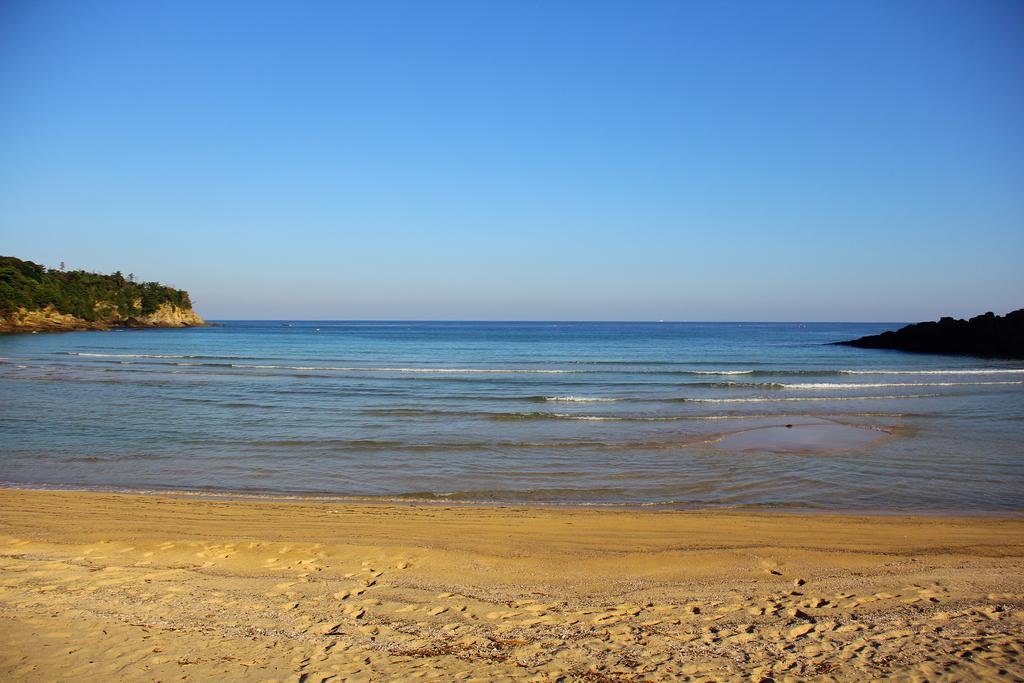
[1,321,1022,511]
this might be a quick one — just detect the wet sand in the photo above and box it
[1,488,1022,681]
[713,422,889,453]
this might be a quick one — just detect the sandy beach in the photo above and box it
[1,490,1022,680]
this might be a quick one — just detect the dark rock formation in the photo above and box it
[836,309,1024,358]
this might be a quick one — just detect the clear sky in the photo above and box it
[1,1,1022,321]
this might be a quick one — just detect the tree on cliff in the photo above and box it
[0,255,193,322]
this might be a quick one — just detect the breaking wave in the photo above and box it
[784,381,1024,389]
[543,396,618,402]
[238,364,576,374]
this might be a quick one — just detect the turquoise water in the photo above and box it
[1,321,1022,511]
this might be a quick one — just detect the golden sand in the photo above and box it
[1,489,1022,681]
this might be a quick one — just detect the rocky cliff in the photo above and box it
[125,302,206,328]
[836,309,1024,359]
[1,255,206,333]
[0,303,206,333]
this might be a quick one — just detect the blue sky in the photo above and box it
[1,1,1022,321]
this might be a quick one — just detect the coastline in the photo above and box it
[2,488,1022,680]
[0,304,207,334]
[0,319,209,334]
[2,481,1021,516]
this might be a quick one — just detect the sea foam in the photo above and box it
[544,396,618,402]
[784,380,1024,389]
[839,369,1024,375]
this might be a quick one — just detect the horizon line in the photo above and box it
[202,318,910,324]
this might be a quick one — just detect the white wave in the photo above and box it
[236,365,575,374]
[69,352,189,359]
[694,394,932,403]
[840,369,1024,375]
[785,381,1024,389]
[544,396,618,402]
[552,414,621,420]
[549,413,795,421]
[689,370,754,375]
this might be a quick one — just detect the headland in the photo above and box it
[0,256,205,333]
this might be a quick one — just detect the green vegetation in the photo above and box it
[0,255,192,321]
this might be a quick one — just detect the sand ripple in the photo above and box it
[1,489,1022,681]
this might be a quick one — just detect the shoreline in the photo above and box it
[2,488,1022,680]
[0,320,211,334]
[2,482,1020,517]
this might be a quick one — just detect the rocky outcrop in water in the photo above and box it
[836,309,1024,358]
[0,303,205,333]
